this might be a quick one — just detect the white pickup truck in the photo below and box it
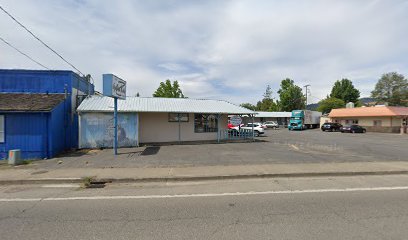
[232,122,265,136]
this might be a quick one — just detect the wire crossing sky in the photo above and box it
[0,0,407,104]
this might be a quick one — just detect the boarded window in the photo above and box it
[168,113,189,122]
[373,120,382,126]
[0,115,4,143]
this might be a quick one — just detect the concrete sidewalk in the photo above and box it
[1,161,408,184]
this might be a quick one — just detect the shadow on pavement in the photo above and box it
[141,146,161,156]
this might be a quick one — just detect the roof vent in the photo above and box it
[346,102,354,108]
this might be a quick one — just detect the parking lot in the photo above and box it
[18,128,408,170]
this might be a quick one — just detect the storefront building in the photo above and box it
[77,96,255,148]
[329,106,408,133]
[0,69,94,159]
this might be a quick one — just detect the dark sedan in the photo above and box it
[340,125,366,133]
[321,122,342,132]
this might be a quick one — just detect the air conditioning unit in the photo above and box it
[8,149,22,165]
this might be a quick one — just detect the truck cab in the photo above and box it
[288,110,305,130]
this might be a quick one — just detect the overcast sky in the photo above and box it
[1,0,407,104]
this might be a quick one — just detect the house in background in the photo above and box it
[0,69,94,159]
[329,106,408,133]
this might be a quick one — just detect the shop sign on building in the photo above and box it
[230,115,242,126]
[103,74,126,100]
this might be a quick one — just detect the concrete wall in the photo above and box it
[139,113,228,143]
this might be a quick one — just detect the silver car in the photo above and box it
[263,121,279,129]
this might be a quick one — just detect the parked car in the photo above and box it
[232,123,265,136]
[321,122,342,132]
[340,125,366,133]
[247,122,267,129]
[227,123,243,129]
[263,121,279,129]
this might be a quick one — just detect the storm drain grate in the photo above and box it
[88,181,107,188]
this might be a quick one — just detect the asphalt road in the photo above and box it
[14,128,408,170]
[1,175,408,239]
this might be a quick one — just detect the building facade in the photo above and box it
[329,106,408,133]
[77,96,254,147]
[0,69,94,159]
[237,112,291,126]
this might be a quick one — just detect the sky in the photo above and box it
[1,0,407,105]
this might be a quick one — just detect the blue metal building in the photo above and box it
[0,69,94,160]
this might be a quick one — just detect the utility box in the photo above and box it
[8,149,22,165]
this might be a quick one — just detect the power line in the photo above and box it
[0,36,50,70]
[0,5,85,76]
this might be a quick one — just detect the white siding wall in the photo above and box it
[139,113,228,143]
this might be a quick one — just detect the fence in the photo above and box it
[220,129,255,140]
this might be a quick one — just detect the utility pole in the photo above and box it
[304,84,310,108]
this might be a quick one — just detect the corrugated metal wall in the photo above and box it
[0,69,95,160]
[0,113,49,159]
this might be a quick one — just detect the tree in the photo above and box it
[256,85,279,111]
[263,85,273,99]
[256,98,279,111]
[371,72,408,106]
[317,97,345,114]
[153,79,185,98]
[277,78,306,111]
[240,103,257,111]
[330,78,360,104]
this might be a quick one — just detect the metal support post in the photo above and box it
[252,114,255,141]
[178,113,181,144]
[217,114,220,143]
[114,97,118,155]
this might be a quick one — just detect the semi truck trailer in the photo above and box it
[288,110,321,130]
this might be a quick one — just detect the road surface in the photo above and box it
[1,175,408,239]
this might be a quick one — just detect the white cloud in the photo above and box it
[1,0,408,105]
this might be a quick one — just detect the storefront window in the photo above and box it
[194,114,218,133]
[168,113,189,122]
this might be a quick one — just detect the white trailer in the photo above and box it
[303,110,322,128]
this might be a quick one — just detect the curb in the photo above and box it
[0,178,83,185]
[1,170,408,185]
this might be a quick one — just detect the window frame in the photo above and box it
[0,115,4,143]
[373,120,382,127]
[194,114,218,133]
[168,113,189,122]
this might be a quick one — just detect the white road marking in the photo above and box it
[289,144,300,150]
[1,186,408,202]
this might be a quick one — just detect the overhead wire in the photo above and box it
[0,5,85,77]
[0,36,50,70]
